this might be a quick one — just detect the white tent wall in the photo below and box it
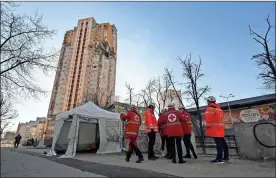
[61,115,80,158]
[97,119,122,154]
[50,119,65,155]
[55,121,72,151]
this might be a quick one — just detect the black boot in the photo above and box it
[172,159,177,163]
[136,155,144,163]
[125,151,131,162]
[179,158,186,164]
[153,155,159,159]
[183,154,192,158]
[165,154,173,159]
[133,147,144,163]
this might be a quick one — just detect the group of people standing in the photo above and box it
[120,95,229,164]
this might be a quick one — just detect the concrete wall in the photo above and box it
[234,120,275,160]
[124,131,197,157]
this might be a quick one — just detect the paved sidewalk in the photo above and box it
[10,147,276,177]
[1,148,105,177]
[74,152,275,177]
[8,148,176,177]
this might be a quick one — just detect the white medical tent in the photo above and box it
[49,101,123,158]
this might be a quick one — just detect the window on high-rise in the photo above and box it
[104,29,107,38]
[92,22,96,28]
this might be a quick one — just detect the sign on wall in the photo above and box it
[240,108,260,123]
[198,103,276,124]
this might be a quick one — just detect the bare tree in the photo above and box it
[125,82,134,105]
[0,2,59,101]
[178,54,210,154]
[0,95,18,134]
[249,15,276,92]
[83,89,114,109]
[133,93,143,107]
[138,79,156,107]
[153,73,171,117]
[164,68,183,105]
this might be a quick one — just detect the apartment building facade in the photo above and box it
[16,117,51,143]
[47,17,117,118]
[45,17,117,140]
[162,89,183,109]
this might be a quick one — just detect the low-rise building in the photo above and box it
[16,122,27,139]
[188,94,275,123]
[187,94,276,135]
[161,89,183,109]
[16,117,50,141]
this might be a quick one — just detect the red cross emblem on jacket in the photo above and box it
[168,113,177,122]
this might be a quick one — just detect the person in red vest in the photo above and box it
[205,96,229,164]
[179,106,197,159]
[158,109,168,157]
[121,105,144,163]
[144,102,159,160]
[159,103,186,164]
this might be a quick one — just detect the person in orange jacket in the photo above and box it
[121,105,144,163]
[205,96,229,164]
[144,102,159,160]
[179,106,197,159]
[159,103,186,164]
[158,109,168,157]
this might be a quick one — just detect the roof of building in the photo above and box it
[108,102,146,110]
[187,94,275,114]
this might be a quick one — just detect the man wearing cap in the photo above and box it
[159,103,186,164]
[121,105,144,163]
[179,106,197,159]
[144,102,159,160]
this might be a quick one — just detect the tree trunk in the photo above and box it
[196,105,206,154]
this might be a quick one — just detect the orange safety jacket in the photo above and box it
[144,108,158,133]
[120,110,142,138]
[204,103,225,138]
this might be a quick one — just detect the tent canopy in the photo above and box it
[56,101,120,121]
[51,101,123,158]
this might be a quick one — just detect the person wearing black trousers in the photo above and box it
[145,102,159,160]
[159,109,171,157]
[213,137,229,162]
[183,134,197,159]
[179,106,197,159]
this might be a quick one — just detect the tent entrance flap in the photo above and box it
[55,121,71,151]
[77,122,97,151]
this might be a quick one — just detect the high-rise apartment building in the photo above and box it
[45,18,117,140]
[47,17,117,119]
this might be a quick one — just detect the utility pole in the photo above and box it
[220,94,235,124]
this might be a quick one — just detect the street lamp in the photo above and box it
[220,94,235,124]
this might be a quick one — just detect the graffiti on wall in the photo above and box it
[124,131,162,153]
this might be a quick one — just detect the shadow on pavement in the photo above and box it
[11,149,179,177]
